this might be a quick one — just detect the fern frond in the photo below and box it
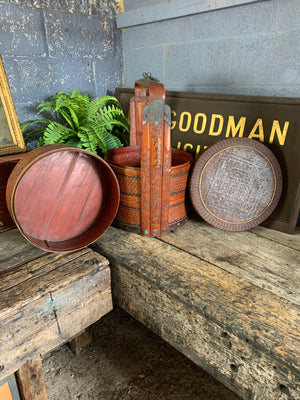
[85,121,108,154]
[50,93,87,130]
[22,128,45,144]
[22,90,129,156]
[37,101,57,114]
[41,122,76,145]
[58,94,89,126]
[21,118,53,133]
[48,91,73,101]
[70,89,81,98]
[77,129,98,154]
[86,115,124,154]
[100,105,130,128]
[107,119,130,134]
[64,137,82,148]
[58,107,79,130]
[73,95,90,123]
[90,113,129,134]
[89,96,121,117]
[91,106,129,137]
[103,131,123,153]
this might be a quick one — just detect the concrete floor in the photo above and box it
[42,308,241,400]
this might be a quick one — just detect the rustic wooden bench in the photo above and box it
[0,229,112,400]
[92,217,300,400]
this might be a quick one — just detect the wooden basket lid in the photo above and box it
[189,138,283,231]
[6,144,120,252]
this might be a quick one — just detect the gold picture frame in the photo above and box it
[0,55,26,155]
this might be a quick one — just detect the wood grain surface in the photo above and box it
[0,230,112,380]
[161,218,300,304]
[16,358,48,400]
[93,219,300,400]
[5,145,120,252]
[0,228,44,273]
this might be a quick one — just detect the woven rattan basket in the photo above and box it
[106,80,192,237]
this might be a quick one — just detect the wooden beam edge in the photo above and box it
[112,264,300,400]
[92,230,300,360]
[0,273,113,381]
[117,0,270,29]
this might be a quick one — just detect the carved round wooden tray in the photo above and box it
[189,138,282,231]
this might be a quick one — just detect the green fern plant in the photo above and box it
[21,89,130,155]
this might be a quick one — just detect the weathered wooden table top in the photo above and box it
[1,221,299,399]
[92,217,300,400]
[0,229,112,381]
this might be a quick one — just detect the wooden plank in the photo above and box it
[15,358,48,400]
[251,225,300,250]
[92,225,300,400]
[161,219,300,305]
[0,247,108,309]
[117,0,268,28]
[69,327,93,355]
[0,245,112,380]
[0,229,45,273]
[112,265,299,400]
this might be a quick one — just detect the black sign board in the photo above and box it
[115,88,300,234]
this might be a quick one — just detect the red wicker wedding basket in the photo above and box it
[106,80,192,237]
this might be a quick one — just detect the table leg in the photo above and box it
[15,358,48,400]
[69,326,93,355]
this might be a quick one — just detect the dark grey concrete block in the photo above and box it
[4,56,96,105]
[88,0,121,61]
[93,23,123,96]
[88,0,119,19]
[0,3,46,56]
[44,10,111,58]
[13,101,43,124]
[1,0,123,124]
[94,58,123,96]
[9,0,87,15]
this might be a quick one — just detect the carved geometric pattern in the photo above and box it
[200,147,275,223]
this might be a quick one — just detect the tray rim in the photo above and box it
[189,137,283,231]
[6,144,120,252]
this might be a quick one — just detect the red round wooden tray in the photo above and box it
[189,138,282,231]
[6,144,120,252]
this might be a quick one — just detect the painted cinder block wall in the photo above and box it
[0,0,123,124]
[120,0,300,98]
[1,0,299,123]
